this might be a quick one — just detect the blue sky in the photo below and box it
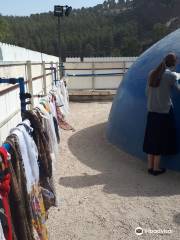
[0,0,104,16]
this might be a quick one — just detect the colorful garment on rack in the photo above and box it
[6,127,49,240]
[6,136,35,240]
[23,111,52,179]
[49,87,74,131]
[36,103,58,155]
[56,104,75,131]
[30,185,48,240]
[55,80,69,117]
[23,111,56,210]
[10,121,39,194]
[0,147,12,240]
[0,196,8,239]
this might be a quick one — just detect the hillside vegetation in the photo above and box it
[0,0,180,58]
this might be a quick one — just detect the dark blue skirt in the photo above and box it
[143,108,177,155]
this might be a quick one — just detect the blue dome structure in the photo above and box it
[107,29,180,171]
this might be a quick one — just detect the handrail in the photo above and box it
[0,61,58,137]
[0,72,52,96]
[0,80,28,97]
[32,72,51,81]
[65,67,128,71]
[67,72,124,77]
[65,61,135,64]
[0,109,20,128]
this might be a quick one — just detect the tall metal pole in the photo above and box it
[54,5,71,79]
[57,16,62,79]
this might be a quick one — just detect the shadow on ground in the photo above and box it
[59,122,180,197]
[173,213,180,225]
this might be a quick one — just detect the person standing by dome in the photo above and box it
[143,53,180,176]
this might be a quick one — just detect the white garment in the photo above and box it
[10,120,39,193]
[49,113,58,154]
[0,220,5,240]
[49,100,57,119]
[172,71,180,80]
[21,120,39,182]
[57,88,67,116]
[53,80,69,117]
[60,79,70,113]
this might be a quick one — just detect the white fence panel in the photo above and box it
[68,76,93,90]
[65,57,138,90]
[94,76,123,89]
[83,57,137,62]
[66,58,81,62]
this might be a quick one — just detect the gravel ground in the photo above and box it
[47,101,180,240]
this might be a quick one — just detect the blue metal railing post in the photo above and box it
[0,77,30,118]
[18,78,26,113]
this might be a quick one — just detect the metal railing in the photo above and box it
[64,60,136,91]
[0,60,59,144]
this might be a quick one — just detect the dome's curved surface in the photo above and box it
[107,29,180,171]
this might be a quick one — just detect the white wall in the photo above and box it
[0,42,59,62]
[0,42,60,144]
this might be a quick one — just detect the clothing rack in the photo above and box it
[0,82,65,239]
[0,77,62,151]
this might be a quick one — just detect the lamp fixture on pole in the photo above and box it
[54,5,72,79]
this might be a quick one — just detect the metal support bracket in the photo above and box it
[45,67,58,85]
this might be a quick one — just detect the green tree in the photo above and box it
[153,23,168,41]
[0,17,9,41]
[2,0,180,57]
[84,43,95,56]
